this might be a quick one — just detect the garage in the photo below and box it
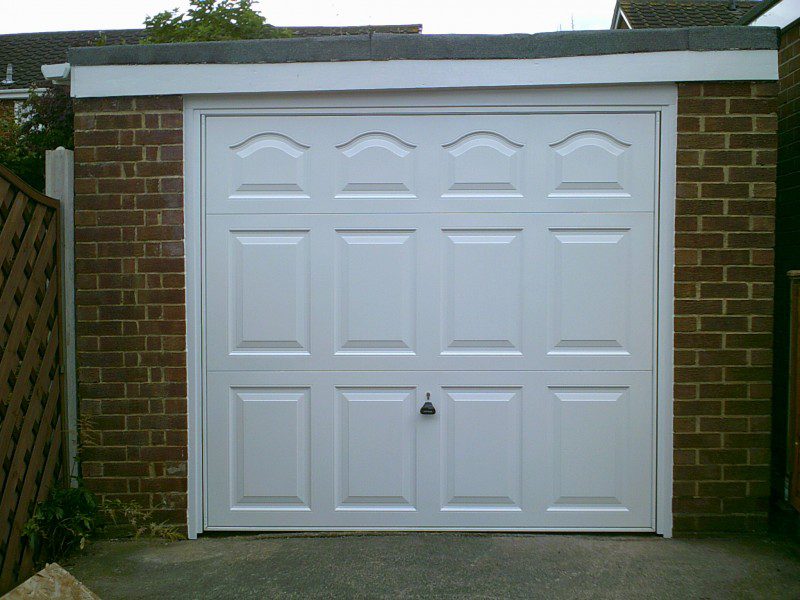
[60,27,781,536]
[197,91,659,530]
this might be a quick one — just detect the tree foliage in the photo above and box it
[0,87,73,190]
[143,0,291,43]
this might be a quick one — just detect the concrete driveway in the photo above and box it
[64,533,800,599]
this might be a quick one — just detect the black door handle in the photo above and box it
[420,392,436,415]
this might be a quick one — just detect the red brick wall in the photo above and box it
[73,96,187,525]
[72,84,778,532]
[674,81,778,533]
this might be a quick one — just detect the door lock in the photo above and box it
[420,392,436,415]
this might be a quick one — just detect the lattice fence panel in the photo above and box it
[0,164,65,594]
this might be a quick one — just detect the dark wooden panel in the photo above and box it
[0,163,65,594]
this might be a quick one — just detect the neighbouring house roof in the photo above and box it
[738,0,800,27]
[0,25,422,91]
[739,0,779,21]
[67,26,779,67]
[612,0,760,29]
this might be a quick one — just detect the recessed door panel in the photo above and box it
[229,387,310,509]
[335,230,417,355]
[441,131,524,198]
[535,213,654,370]
[550,387,629,509]
[549,131,630,198]
[335,388,417,509]
[548,228,632,356]
[228,132,310,200]
[335,132,417,198]
[441,388,523,511]
[535,113,657,212]
[532,371,654,528]
[441,229,523,355]
[228,230,310,355]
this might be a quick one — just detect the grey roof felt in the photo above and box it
[617,0,760,29]
[67,26,779,67]
[0,25,422,89]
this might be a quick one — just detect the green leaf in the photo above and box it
[142,0,291,44]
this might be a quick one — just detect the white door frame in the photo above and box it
[183,84,677,538]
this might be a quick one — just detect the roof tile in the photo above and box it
[619,0,760,28]
[0,25,422,89]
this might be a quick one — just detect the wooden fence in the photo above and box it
[0,163,66,593]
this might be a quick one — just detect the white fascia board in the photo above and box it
[70,49,778,98]
[749,0,800,29]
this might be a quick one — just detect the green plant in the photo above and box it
[0,86,74,190]
[23,413,182,565]
[74,415,181,541]
[102,499,183,541]
[23,485,182,566]
[22,482,100,562]
[143,0,291,44]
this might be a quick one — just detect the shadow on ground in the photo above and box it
[64,533,800,599]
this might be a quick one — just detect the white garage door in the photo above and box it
[202,102,658,530]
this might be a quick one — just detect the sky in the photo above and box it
[1,0,618,35]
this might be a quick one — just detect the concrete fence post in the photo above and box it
[45,147,77,481]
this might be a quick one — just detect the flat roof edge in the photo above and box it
[68,26,779,67]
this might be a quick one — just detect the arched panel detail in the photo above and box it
[549,130,630,155]
[228,132,311,199]
[230,132,311,156]
[335,132,418,198]
[336,131,416,156]
[548,130,632,199]
[441,131,524,198]
[443,131,523,153]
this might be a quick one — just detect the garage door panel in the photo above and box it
[205,113,655,215]
[441,229,524,356]
[232,388,310,509]
[227,132,311,201]
[335,230,418,355]
[548,130,630,199]
[206,222,315,369]
[203,106,659,532]
[533,372,653,529]
[205,383,312,520]
[534,212,654,370]
[535,112,657,212]
[206,117,318,214]
[208,213,652,371]
[440,131,525,199]
[550,387,630,509]
[206,371,652,529]
[440,387,523,511]
[335,388,417,510]
[335,132,419,199]
[230,230,310,355]
[547,228,632,357]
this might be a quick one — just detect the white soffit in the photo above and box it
[68,50,778,98]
